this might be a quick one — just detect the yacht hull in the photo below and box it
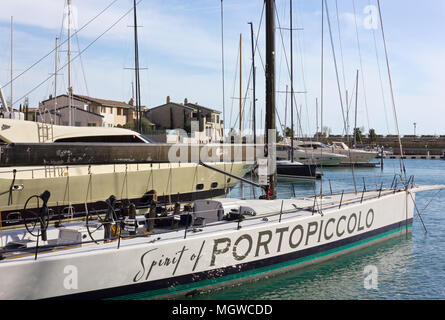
[0,189,419,300]
[0,162,252,226]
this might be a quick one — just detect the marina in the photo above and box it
[0,0,444,305]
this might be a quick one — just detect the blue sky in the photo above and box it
[0,0,444,136]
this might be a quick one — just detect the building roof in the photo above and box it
[148,101,220,114]
[148,102,195,112]
[40,105,104,118]
[41,94,135,109]
[185,102,221,114]
[73,94,134,109]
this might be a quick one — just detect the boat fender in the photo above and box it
[171,203,181,230]
[145,200,157,232]
[104,195,117,240]
[38,190,51,241]
[128,203,137,236]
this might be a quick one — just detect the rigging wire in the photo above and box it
[230,2,265,133]
[1,0,120,91]
[324,0,347,135]
[368,0,390,134]
[352,0,371,132]
[335,0,347,94]
[74,30,90,96]
[325,0,358,193]
[376,0,407,179]
[12,0,143,108]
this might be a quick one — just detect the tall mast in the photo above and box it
[239,33,242,135]
[265,0,276,199]
[290,0,294,162]
[10,16,13,111]
[67,0,72,126]
[220,0,226,139]
[316,97,319,141]
[320,0,324,139]
[248,22,256,145]
[54,37,59,124]
[133,0,142,133]
[284,84,288,133]
[354,69,359,148]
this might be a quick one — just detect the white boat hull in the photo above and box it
[0,162,252,225]
[0,188,425,300]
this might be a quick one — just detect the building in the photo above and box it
[38,93,143,127]
[146,97,224,142]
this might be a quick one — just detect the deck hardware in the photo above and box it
[312,195,317,215]
[339,190,344,209]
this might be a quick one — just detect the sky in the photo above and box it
[0,0,444,136]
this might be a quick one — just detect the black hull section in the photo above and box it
[276,163,318,180]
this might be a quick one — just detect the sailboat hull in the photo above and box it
[0,162,252,226]
[0,189,417,300]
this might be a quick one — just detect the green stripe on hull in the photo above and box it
[110,224,412,300]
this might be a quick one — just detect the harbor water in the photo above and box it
[181,159,445,300]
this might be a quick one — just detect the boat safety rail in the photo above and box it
[235,173,416,201]
[0,187,411,261]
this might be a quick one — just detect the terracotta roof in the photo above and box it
[73,94,133,109]
[40,94,136,109]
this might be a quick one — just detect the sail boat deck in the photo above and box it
[2,185,440,264]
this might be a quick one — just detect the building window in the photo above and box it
[117,108,122,116]
[75,122,81,127]
[87,122,98,127]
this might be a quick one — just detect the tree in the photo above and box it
[283,126,292,138]
[369,128,377,144]
[123,118,155,134]
[353,127,363,145]
[321,126,331,137]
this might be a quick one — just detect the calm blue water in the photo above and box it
[184,159,445,300]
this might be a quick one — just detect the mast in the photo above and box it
[10,16,13,111]
[265,0,276,199]
[133,0,142,133]
[248,22,256,145]
[320,0,324,139]
[354,69,359,148]
[220,0,226,139]
[289,0,294,162]
[285,84,288,133]
[239,33,242,135]
[67,0,72,126]
[316,97,319,141]
[54,37,59,124]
